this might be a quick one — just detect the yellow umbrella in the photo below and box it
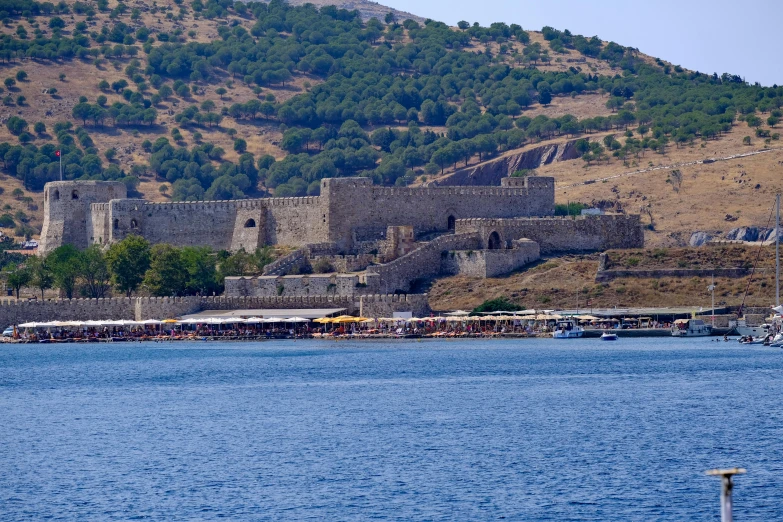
[162,319,179,323]
[313,317,333,324]
[333,316,366,323]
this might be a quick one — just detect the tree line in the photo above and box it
[4,236,281,299]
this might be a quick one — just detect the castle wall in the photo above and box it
[0,296,361,326]
[364,233,482,293]
[321,177,555,249]
[224,273,365,298]
[264,196,328,246]
[359,294,430,318]
[442,239,541,278]
[40,181,127,253]
[455,215,644,254]
[108,200,240,250]
[42,176,558,254]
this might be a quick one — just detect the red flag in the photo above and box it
[55,150,61,157]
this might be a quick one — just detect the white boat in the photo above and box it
[671,318,712,337]
[553,319,584,339]
[735,321,771,338]
[600,332,618,341]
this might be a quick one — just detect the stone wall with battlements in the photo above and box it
[39,176,557,254]
[0,294,435,325]
[320,176,555,250]
[40,181,127,253]
[455,215,644,254]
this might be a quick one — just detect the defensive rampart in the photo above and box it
[364,233,482,293]
[441,239,541,277]
[455,215,644,254]
[40,176,558,254]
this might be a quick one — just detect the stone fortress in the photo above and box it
[39,175,644,308]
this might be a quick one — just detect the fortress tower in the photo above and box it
[39,181,127,254]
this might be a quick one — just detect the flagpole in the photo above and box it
[59,150,62,181]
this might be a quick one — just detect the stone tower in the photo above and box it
[39,181,127,254]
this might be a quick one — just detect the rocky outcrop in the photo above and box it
[689,231,713,247]
[725,227,777,242]
[433,140,580,186]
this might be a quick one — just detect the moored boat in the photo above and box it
[553,319,584,339]
[600,332,618,341]
[671,319,712,337]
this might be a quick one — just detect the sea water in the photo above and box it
[1,338,781,520]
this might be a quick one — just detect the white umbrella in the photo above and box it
[19,321,44,328]
[219,317,245,324]
[101,320,125,327]
[263,317,285,323]
[140,319,163,325]
[178,318,203,324]
[285,317,310,323]
[243,317,265,323]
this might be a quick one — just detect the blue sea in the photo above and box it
[1,338,781,521]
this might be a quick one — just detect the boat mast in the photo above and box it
[777,193,780,308]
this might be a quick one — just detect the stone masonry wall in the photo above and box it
[455,215,644,254]
[365,233,482,293]
[41,176,557,254]
[442,239,540,277]
[224,274,367,298]
[322,177,555,250]
[0,295,363,326]
[359,294,430,318]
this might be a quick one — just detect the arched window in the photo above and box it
[244,218,256,228]
[113,219,119,230]
[130,219,138,229]
[71,190,79,200]
[447,215,456,232]
[54,190,60,200]
[488,231,503,250]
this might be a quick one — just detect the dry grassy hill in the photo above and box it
[429,245,780,312]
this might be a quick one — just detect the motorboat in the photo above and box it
[768,333,783,347]
[739,335,768,345]
[735,321,771,338]
[552,319,584,339]
[671,319,712,337]
[600,332,618,341]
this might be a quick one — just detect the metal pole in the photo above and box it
[776,193,780,307]
[59,151,62,181]
[706,468,745,522]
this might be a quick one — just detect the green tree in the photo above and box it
[46,244,82,299]
[181,246,219,295]
[106,235,151,296]
[233,138,247,153]
[33,122,45,134]
[80,245,111,298]
[15,70,27,82]
[143,244,187,296]
[5,262,31,299]
[28,256,53,299]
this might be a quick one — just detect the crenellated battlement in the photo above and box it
[39,176,640,258]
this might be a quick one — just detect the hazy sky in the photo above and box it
[382,0,782,86]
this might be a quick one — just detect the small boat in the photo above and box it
[552,319,584,339]
[671,318,712,337]
[600,332,618,341]
[739,335,768,345]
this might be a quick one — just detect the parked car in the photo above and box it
[2,326,14,337]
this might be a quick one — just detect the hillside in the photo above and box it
[0,0,779,251]
[428,245,780,312]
